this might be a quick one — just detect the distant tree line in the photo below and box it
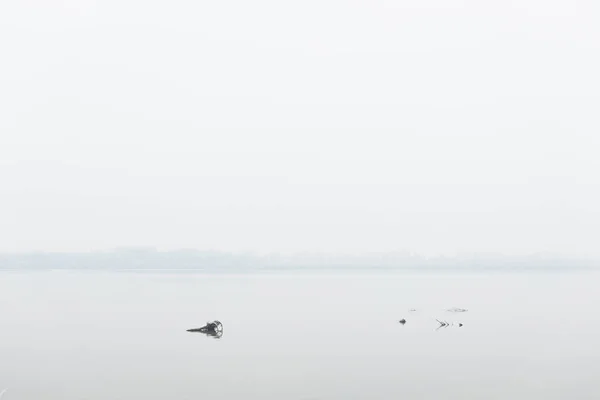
[0,248,595,271]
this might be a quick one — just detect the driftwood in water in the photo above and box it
[187,320,223,338]
[436,319,463,329]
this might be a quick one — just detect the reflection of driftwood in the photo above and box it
[187,320,223,338]
[204,330,223,338]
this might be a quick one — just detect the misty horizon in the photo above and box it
[0,247,596,271]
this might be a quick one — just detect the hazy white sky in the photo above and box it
[1,0,599,256]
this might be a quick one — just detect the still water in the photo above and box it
[0,270,598,399]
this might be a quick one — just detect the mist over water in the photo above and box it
[2,0,599,398]
[1,270,598,400]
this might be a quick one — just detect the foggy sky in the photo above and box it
[1,0,599,256]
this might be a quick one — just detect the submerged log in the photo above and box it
[436,319,463,329]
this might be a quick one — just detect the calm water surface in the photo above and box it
[0,270,598,399]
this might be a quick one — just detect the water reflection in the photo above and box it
[188,329,223,339]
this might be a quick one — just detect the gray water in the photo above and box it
[1,270,598,399]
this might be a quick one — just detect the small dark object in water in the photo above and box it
[187,320,223,338]
[447,307,468,313]
[399,319,407,324]
[436,319,463,330]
